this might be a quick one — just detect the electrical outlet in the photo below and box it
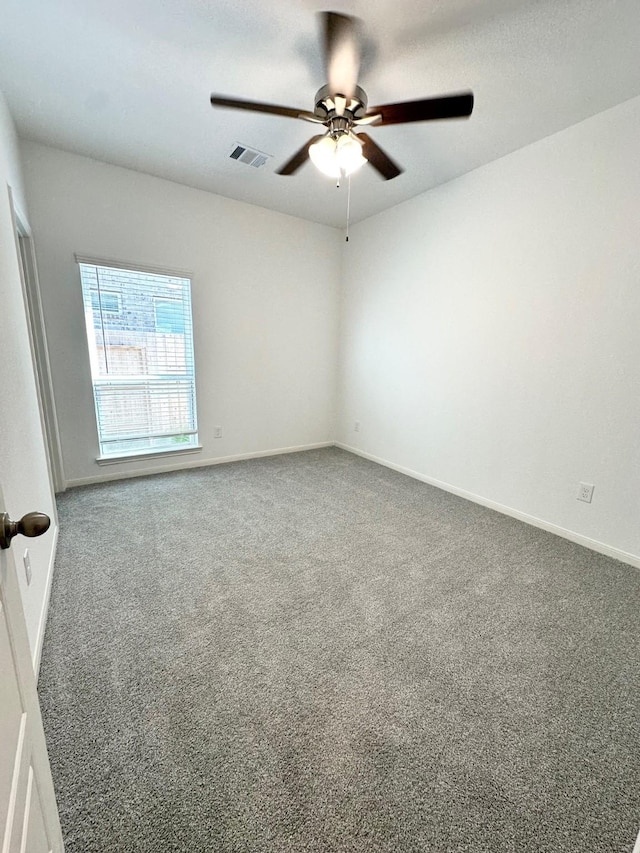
[577,482,595,503]
[23,549,32,585]
[354,421,360,432]
[214,426,223,439]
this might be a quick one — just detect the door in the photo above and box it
[0,484,64,852]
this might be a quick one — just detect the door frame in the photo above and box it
[10,190,65,494]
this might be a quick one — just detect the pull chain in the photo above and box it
[346,173,351,242]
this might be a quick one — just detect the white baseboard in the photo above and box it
[33,522,58,678]
[336,443,640,571]
[633,828,640,853]
[64,442,334,488]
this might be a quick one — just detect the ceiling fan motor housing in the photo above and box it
[313,84,368,126]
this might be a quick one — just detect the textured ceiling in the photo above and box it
[1,0,639,227]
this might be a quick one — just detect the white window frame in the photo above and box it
[76,255,202,463]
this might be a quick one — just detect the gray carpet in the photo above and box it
[38,447,640,852]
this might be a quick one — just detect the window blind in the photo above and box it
[78,262,198,458]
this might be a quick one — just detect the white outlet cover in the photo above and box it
[577,482,595,503]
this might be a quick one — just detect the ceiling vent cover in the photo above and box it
[229,143,271,168]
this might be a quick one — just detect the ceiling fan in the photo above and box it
[210,12,474,181]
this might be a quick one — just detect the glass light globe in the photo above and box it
[309,133,368,178]
[335,134,367,175]
[309,135,341,178]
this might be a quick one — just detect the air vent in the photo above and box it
[229,144,271,169]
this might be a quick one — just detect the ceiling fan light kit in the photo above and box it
[210,12,474,181]
[309,132,367,178]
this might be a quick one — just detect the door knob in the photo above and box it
[0,512,51,550]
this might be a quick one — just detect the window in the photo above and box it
[90,290,121,315]
[154,299,185,334]
[78,260,199,459]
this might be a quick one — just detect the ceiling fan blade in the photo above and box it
[276,135,324,176]
[321,12,361,99]
[211,95,313,121]
[357,133,403,180]
[353,113,382,127]
[367,92,474,125]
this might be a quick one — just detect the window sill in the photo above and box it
[96,445,203,466]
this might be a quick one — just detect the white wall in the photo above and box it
[338,96,640,564]
[0,93,57,665]
[20,142,342,486]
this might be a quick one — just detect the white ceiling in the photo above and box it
[1,0,639,228]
